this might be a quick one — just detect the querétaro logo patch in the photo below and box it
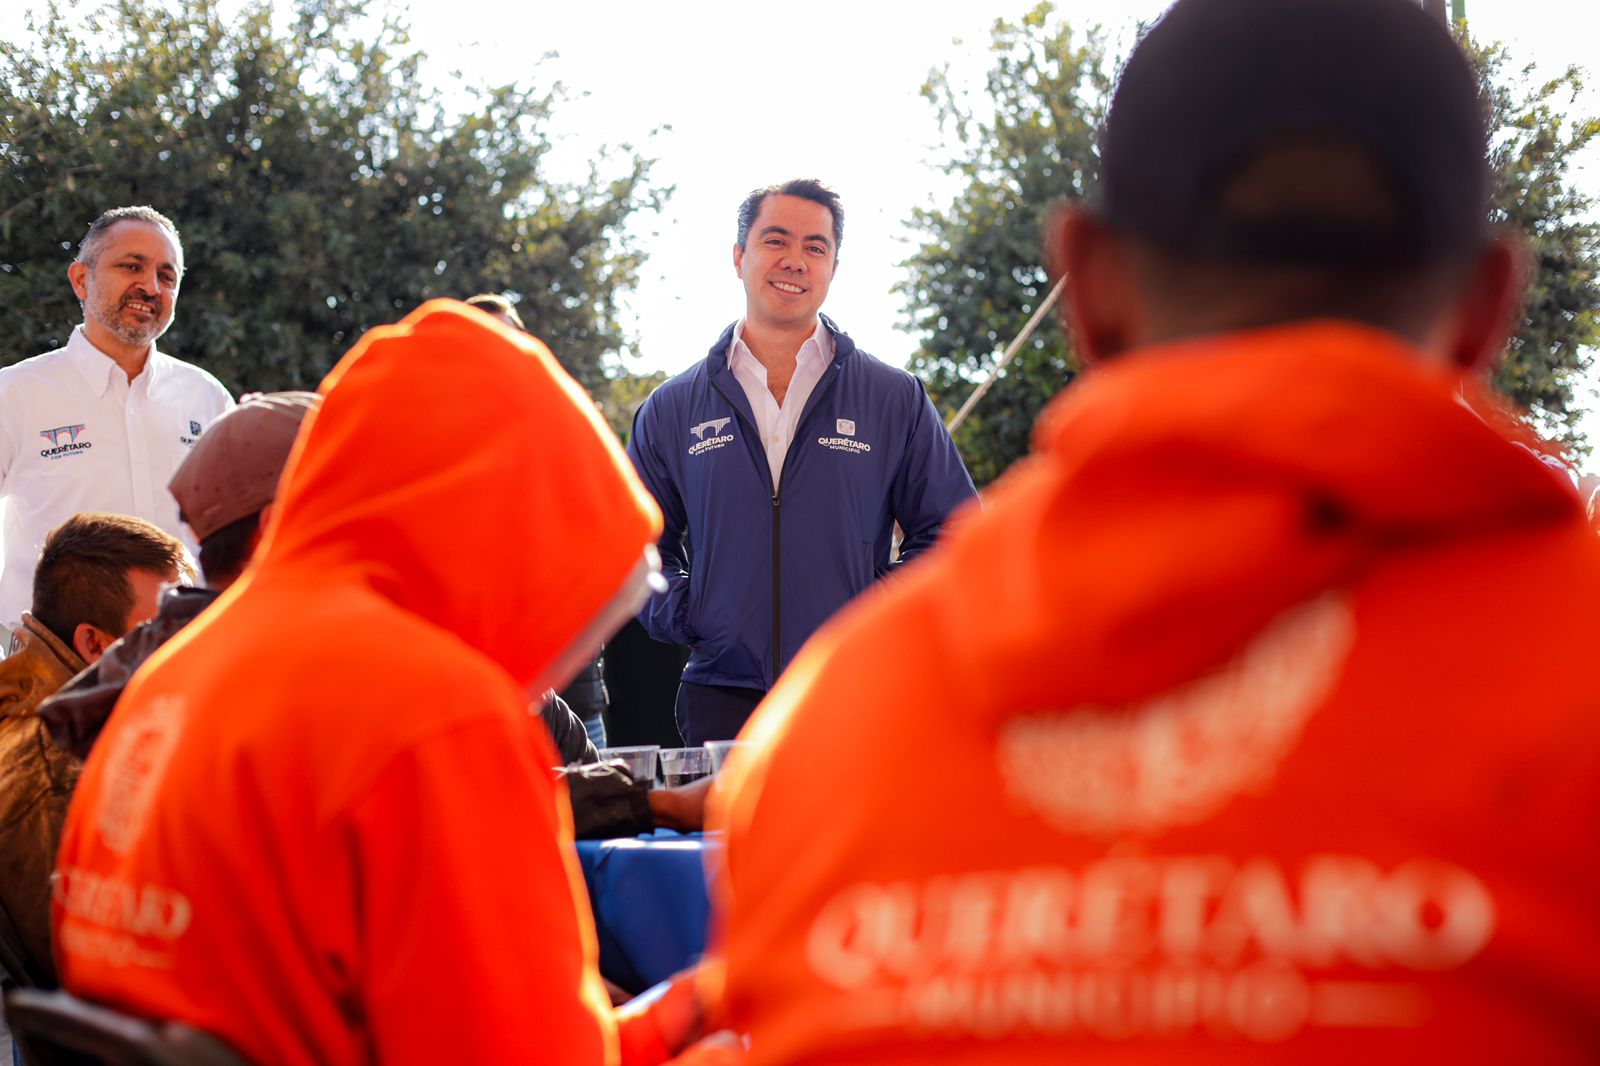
[180,419,202,446]
[818,416,871,455]
[688,417,734,457]
[38,424,91,460]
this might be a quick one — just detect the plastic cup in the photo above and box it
[705,740,747,774]
[658,747,713,789]
[598,745,660,787]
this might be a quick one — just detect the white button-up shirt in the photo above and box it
[0,326,234,628]
[727,318,835,490]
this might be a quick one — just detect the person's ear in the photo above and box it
[1047,205,1141,363]
[732,241,745,279]
[1438,231,1529,374]
[68,261,89,301]
[72,622,117,665]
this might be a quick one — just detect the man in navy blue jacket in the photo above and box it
[627,179,977,743]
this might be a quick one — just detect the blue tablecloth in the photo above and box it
[575,831,714,992]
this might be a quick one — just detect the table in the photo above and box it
[574,830,714,992]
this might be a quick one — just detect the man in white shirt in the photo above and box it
[626,180,976,743]
[0,206,234,632]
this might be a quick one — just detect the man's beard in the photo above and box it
[86,289,173,349]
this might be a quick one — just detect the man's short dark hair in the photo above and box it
[464,293,525,331]
[735,179,844,255]
[76,206,184,274]
[31,513,187,647]
[194,511,262,589]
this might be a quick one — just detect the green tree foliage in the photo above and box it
[0,0,662,395]
[903,4,1600,484]
[600,368,669,442]
[1467,32,1600,449]
[899,4,1111,487]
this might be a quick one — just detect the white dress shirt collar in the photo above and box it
[66,325,157,396]
[726,318,836,489]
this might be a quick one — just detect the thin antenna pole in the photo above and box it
[946,273,1068,435]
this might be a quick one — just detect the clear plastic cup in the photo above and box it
[598,745,660,787]
[705,740,747,774]
[658,747,714,789]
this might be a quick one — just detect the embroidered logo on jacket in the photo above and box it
[690,417,731,441]
[818,420,871,455]
[688,417,735,456]
[38,424,91,459]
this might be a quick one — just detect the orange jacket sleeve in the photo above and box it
[343,715,616,1064]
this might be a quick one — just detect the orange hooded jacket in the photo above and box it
[705,321,1600,1064]
[53,302,671,1064]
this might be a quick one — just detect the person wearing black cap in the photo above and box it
[700,1,1600,1062]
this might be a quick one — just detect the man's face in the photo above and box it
[68,221,183,353]
[733,194,837,332]
[122,566,176,634]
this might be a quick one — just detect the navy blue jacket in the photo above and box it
[626,317,977,691]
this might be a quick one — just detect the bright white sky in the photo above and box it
[9,0,1600,435]
[402,0,1600,438]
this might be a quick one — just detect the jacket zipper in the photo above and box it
[771,491,782,681]
[712,345,846,687]
[710,376,781,683]
[766,358,843,681]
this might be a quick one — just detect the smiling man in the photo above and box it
[0,206,233,632]
[626,179,976,744]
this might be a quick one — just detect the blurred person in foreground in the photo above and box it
[38,385,702,843]
[0,513,184,990]
[702,0,1600,1062]
[465,291,616,751]
[37,392,319,762]
[456,296,709,837]
[53,302,736,1064]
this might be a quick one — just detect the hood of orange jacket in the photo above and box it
[903,319,1580,718]
[248,299,662,691]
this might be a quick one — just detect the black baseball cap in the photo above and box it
[1097,0,1490,268]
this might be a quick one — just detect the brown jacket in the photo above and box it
[0,614,84,987]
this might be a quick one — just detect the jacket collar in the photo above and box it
[706,314,856,374]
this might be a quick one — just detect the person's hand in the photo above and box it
[664,1031,745,1063]
[616,963,746,1064]
[616,967,704,1065]
[646,774,713,832]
